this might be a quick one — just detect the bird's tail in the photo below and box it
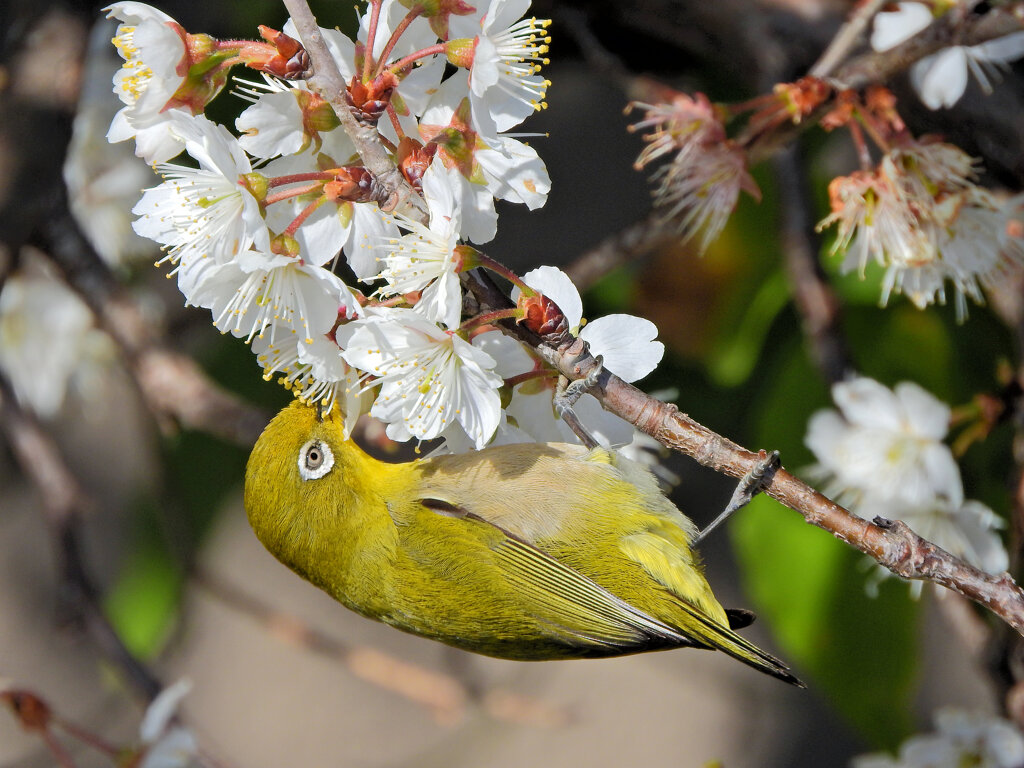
[682,602,804,686]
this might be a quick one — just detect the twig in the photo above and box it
[194,569,570,727]
[772,143,851,385]
[809,0,890,79]
[746,4,1024,163]
[464,269,1024,636]
[556,7,633,94]
[35,205,271,448]
[193,570,468,724]
[281,0,427,223]
[0,376,164,702]
[830,2,1024,90]
[563,214,676,293]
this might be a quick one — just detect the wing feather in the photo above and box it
[482,523,698,651]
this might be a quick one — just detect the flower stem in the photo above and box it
[461,308,523,331]
[855,109,891,154]
[362,0,384,82]
[848,120,874,171]
[267,171,337,188]
[388,44,447,75]
[504,368,557,388]
[284,195,329,237]
[373,7,424,78]
[264,182,323,206]
[386,103,406,141]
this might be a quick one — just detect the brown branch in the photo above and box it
[281,0,427,223]
[193,570,468,724]
[563,214,676,293]
[194,570,569,727]
[0,376,164,702]
[35,205,271,448]
[464,269,1024,637]
[833,2,1024,90]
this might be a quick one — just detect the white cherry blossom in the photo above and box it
[420,74,550,242]
[131,115,269,299]
[338,307,503,447]
[254,330,366,431]
[516,266,664,383]
[374,159,464,328]
[105,2,191,163]
[467,0,551,134]
[193,250,359,345]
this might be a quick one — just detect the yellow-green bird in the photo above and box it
[244,400,802,685]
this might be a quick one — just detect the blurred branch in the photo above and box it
[772,143,851,385]
[809,0,889,79]
[35,205,272,448]
[194,569,468,724]
[563,214,675,292]
[466,269,1024,636]
[0,375,163,703]
[194,570,569,727]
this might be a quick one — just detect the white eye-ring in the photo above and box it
[298,439,334,481]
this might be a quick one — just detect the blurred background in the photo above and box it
[1,0,1020,765]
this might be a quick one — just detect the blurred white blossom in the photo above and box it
[853,708,1024,768]
[0,270,115,418]
[819,141,1024,318]
[627,92,759,253]
[65,18,155,267]
[136,679,200,768]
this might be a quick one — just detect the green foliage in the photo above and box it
[733,495,920,747]
[106,522,180,659]
[105,331,281,658]
[705,268,791,386]
[731,336,920,748]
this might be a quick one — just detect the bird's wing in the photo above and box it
[414,499,699,655]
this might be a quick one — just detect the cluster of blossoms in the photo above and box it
[853,708,1024,768]
[805,376,1007,594]
[819,138,1024,318]
[620,3,1024,320]
[626,91,760,254]
[107,0,666,452]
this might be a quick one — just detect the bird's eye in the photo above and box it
[298,439,334,481]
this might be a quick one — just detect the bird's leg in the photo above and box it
[554,355,604,450]
[693,450,781,545]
